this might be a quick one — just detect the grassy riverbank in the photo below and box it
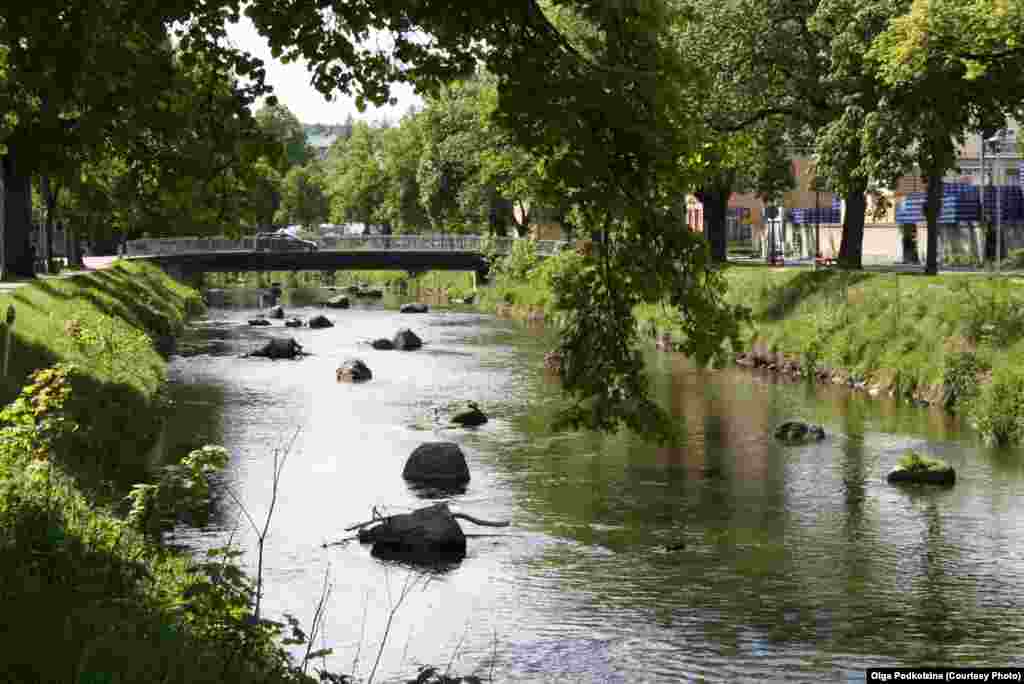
[476,248,1024,446]
[714,266,1024,445]
[0,262,343,683]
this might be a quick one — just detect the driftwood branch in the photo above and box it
[343,508,510,531]
[452,513,510,527]
[344,505,387,532]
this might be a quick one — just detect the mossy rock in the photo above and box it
[449,401,488,427]
[773,420,825,444]
[887,451,956,486]
[325,295,350,309]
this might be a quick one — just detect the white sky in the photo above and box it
[224,16,423,125]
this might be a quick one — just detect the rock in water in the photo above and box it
[336,359,372,382]
[887,451,956,485]
[399,302,428,314]
[449,401,488,427]
[248,318,271,326]
[307,314,333,329]
[357,502,466,554]
[773,420,826,444]
[403,442,470,485]
[267,305,285,319]
[284,317,303,328]
[249,337,303,359]
[370,338,395,350]
[325,295,350,309]
[392,328,423,350]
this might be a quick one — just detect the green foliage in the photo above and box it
[68,312,155,390]
[495,238,539,282]
[0,364,79,461]
[255,102,313,170]
[971,366,1024,446]
[962,285,1024,347]
[125,445,230,538]
[326,121,387,226]
[942,352,989,410]
[277,164,329,229]
[896,451,950,472]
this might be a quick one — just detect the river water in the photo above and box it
[161,288,1024,683]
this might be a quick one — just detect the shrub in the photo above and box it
[970,366,1024,446]
[942,351,989,410]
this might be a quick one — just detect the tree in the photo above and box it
[0,0,272,276]
[255,102,313,170]
[377,115,430,233]
[865,0,1024,274]
[326,121,386,227]
[58,46,278,247]
[276,164,329,229]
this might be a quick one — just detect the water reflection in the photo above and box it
[163,290,1024,681]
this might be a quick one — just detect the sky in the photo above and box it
[224,16,423,126]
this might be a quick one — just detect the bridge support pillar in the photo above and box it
[161,262,204,290]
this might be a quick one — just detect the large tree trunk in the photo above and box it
[923,167,942,275]
[2,144,36,279]
[838,181,867,269]
[697,184,731,263]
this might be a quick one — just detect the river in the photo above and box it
[159,287,1024,683]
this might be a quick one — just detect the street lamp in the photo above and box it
[986,134,1004,273]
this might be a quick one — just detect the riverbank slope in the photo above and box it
[0,262,332,682]
[475,256,1024,446]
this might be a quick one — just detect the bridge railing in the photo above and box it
[127,234,572,257]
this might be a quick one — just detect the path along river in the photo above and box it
[158,288,1024,683]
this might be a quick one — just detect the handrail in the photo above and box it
[126,234,571,257]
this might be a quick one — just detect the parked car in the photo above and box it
[254,233,318,252]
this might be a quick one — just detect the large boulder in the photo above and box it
[336,359,372,382]
[248,318,271,326]
[403,442,470,485]
[774,420,826,444]
[400,302,429,314]
[308,314,334,329]
[392,328,423,351]
[370,338,395,350]
[267,305,285,319]
[249,337,303,359]
[449,401,488,427]
[325,295,350,309]
[887,451,956,485]
[358,502,466,554]
[284,317,304,328]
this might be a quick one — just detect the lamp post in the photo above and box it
[986,135,1003,274]
[815,188,821,263]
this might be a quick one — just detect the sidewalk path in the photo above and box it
[0,256,119,293]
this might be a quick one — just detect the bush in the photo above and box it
[970,366,1024,446]
[942,351,989,410]
[495,238,539,282]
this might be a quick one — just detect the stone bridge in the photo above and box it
[125,234,570,284]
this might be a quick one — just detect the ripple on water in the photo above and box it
[164,299,1024,682]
